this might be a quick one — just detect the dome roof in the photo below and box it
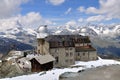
[37,25,48,38]
[38,25,47,33]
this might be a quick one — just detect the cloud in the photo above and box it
[65,8,72,15]
[46,0,65,5]
[44,20,53,25]
[78,0,120,22]
[78,18,84,22]
[77,6,85,12]
[66,20,77,26]
[0,0,29,18]
[86,15,105,22]
[86,15,113,22]
[0,12,53,29]
[18,12,42,27]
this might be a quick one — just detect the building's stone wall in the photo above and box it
[50,47,75,67]
[75,51,97,61]
[88,51,97,60]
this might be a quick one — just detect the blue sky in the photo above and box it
[21,0,100,25]
[0,0,120,28]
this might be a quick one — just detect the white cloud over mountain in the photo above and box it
[78,0,120,22]
[47,0,65,5]
[18,12,42,28]
[0,0,29,18]
[66,20,77,26]
[0,12,53,29]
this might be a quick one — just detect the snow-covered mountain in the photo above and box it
[0,22,120,56]
[0,20,37,46]
[1,20,119,43]
[0,20,37,54]
[53,24,120,40]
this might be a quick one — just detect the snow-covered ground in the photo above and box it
[1,57,120,80]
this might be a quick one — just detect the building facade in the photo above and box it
[37,34,97,67]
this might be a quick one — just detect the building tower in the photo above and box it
[37,25,48,55]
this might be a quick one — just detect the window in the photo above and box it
[55,57,59,64]
[65,48,68,50]
[70,47,72,50]
[65,59,68,62]
[70,59,73,63]
[66,52,69,56]
[38,50,40,53]
[80,43,83,46]
[78,53,80,56]
[70,52,73,56]
[84,43,87,46]
[83,53,85,56]
[55,49,58,52]
[58,42,62,46]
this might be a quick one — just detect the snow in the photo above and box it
[26,54,40,60]
[13,51,23,56]
[55,30,62,34]
[5,56,18,61]
[18,58,31,69]
[25,28,37,36]
[1,57,120,80]
[74,57,120,68]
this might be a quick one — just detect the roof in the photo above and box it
[45,35,85,42]
[31,54,55,64]
[44,35,90,48]
[45,35,90,42]
[75,47,96,52]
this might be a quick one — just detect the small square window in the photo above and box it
[38,50,40,53]
[83,53,85,56]
[65,48,68,50]
[55,57,59,64]
[70,59,73,62]
[70,48,72,50]
[66,52,69,56]
[70,52,73,56]
[65,59,68,62]
[78,53,80,56]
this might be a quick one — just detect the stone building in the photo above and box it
[37,25,97,67]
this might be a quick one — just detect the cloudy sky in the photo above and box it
[0,0,120,28]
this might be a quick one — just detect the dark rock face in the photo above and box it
[0,37,34,55]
